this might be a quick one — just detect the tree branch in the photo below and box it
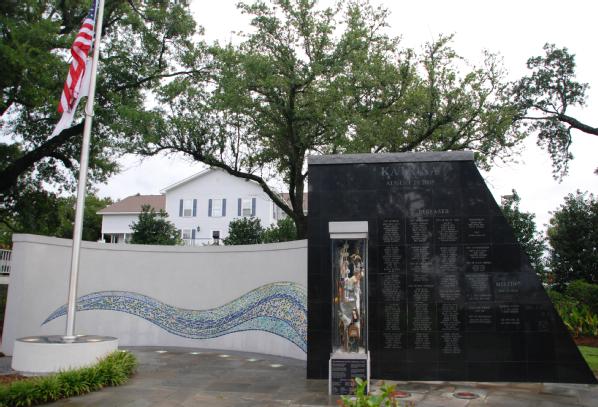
[194,154,295,220]
[113,69,210,92]
[0,122,84,194]
[0,218,17,232]
[49,151,75,169]
[557,113,598,136]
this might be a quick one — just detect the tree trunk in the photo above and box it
[294,212,308,240]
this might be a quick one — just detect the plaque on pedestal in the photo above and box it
[329,353,370,395]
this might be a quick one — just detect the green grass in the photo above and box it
[579,346,598,372]
[0,350,136,407]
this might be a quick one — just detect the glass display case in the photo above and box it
[331,238,368,355]
[328,221,370,396]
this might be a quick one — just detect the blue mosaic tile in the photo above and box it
[43,282,307,352]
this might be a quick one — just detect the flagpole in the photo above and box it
[64,0,106,341]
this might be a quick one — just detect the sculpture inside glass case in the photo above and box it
[332,239,367,354]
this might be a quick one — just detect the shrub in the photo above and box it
[339,378,403,407]
[130,205,181,245]
[225,217,299,245]
[0,351,137,407]
[547,289,575,309]
[262,217,298,243]
[548,289,598,337]
[223,217,264,245]
[565,280,598,314]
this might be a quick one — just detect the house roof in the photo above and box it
[160,167,271,194]
[97,194,165,215]
[281,193,308,211]
[160,168,212,193]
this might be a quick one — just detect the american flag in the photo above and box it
[58,0,97,113]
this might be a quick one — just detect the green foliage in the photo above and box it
[547,288,574,310]
[52,193,112,242]
[548,289,598,338]
[565,280,598,315]
[0,350,137,407]
[0,0,202,194]
[134,0,523,238]
[0,188,111,246]
[499,190,547,279]
[33,375,61,403]
[345,34,522,171]
[129,205,181,245]
[0,186,66,245]
[560,303,598,338]
[512,44,596,178]
[340,377,403,407]
[224,216,299,245]
[223,217,264,245]
[261,217,298,243]
[578,346,598,372]
[547,191,597,289]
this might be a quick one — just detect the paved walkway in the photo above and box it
[1,347,597,406]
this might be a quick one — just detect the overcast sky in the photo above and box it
[97,0,597,231]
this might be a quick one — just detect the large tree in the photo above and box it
[343,34,521,167]
[547,191,597,290]
[512,43,598,178]
[0,188,111,245]
[499,190,546,279]
[133,0,523,238]
[0,0,205,196]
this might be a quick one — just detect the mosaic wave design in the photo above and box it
[43,282,307,352]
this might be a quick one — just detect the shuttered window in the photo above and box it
[182,199,193,217]
[241,198,252,217]
[209,199,227,217]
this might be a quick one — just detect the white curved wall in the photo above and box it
[2,234,307,359]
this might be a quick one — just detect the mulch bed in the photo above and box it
[574,336,598,347]
[0,374,28,385]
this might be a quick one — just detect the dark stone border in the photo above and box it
[308,151,474,165]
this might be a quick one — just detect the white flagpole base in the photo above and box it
[12,335,118,376]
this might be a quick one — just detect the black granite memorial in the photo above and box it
[307,152,597,383]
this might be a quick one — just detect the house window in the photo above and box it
[182,199,193,217]
[242,198,252,217]
[182,229,192,240]
[210,198,226,217]
[213,199,222,217]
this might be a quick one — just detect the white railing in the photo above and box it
[182,238,221,247]
[0,249,11,275]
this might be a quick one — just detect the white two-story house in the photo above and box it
[98,194,165,244]
[99,168,283,245]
